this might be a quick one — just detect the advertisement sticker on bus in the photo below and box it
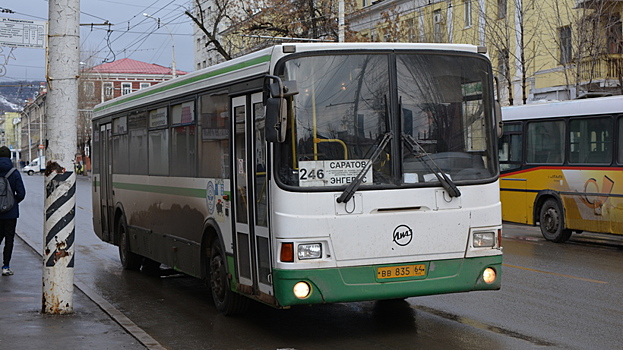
[298,160,372,187]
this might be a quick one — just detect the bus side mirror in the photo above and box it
[265,97,288,143]
[493,77,503,138]
[264,75,298,143]
[495,100,503,138]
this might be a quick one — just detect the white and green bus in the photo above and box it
[92,43,502,315]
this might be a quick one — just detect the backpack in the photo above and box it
[0,168,16,213]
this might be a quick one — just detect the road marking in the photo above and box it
[503,263,608,284]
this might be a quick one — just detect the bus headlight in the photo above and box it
[482,267,497,284]
[293,281,311,299]
[298,243,322,260]
[473,232,496,248]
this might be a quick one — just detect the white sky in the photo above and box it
[1,0,194,82]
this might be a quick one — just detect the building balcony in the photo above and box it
[578,54,623,82]
[576,0,623,9]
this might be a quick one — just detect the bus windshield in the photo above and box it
[276,52,496,188]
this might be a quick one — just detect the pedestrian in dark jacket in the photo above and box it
[0,146,26,276]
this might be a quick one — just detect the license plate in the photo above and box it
[377,264,427,280]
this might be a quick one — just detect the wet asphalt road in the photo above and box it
[16,174,623,349]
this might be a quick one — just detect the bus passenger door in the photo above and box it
[232,93,274,300]
[99,123,114,242]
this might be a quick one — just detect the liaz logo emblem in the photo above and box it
[393,225,413,246]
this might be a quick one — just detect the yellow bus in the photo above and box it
[499,96,623,242]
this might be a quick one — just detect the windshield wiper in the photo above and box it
[336,132,393,204]
[402,133,461,198]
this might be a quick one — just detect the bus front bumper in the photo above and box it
[272,255,502,307]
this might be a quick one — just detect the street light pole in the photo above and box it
[44,0,79,315]
[144,13,177,78]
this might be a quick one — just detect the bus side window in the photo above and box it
[499,122,522,171]
[148,107,169,176]
[112,115,129,174]
[129,112,148,175]
[170,101,197,177]
[569,117,612,164]
[199,92,230,179]
[526,120,564,164]
[619,116,623,164]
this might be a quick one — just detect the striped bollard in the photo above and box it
[42,167,76,314]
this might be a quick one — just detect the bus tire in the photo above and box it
[539,199,572,243]
[118,216,143,270]
[209,239,249,315]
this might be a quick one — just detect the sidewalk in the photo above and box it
[0,236,146,349]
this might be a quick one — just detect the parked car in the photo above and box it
[23,157,45,175]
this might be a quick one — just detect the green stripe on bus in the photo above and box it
[94,54,272,113]
[271,255,502,307]
[113,182,206,198]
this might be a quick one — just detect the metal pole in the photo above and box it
[43,0,79,314]
[38,104,43,162]
[27,112,31,162]
[339,0,345,42]
[144,13,177,78]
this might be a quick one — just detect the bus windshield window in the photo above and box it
[279,54,391,187]
[276,52,496,188]
[398,54,495,183]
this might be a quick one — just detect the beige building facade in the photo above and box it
[193,0,622,105]
[347,0,623,104]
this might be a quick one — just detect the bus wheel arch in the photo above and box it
[202,221,249,315]
[536,194,572,243]
[115,207,143,270]
[200,221,221,280]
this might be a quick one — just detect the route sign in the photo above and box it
[0,17,47,49]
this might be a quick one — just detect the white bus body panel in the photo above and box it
[271,182,501,268]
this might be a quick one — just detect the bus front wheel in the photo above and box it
[209,239,248,315]
[539,199,572,243]
[118,216,143,270]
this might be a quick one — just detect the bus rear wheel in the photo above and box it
[118,216,143,270]
[209,239,249,315]
[539,199,572,243]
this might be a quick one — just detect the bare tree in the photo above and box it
[187,0,353,63]
[475,0,543,105]
[185,0,234,62]
[544,0,622,98]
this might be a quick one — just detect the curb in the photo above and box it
[16,232,167,350]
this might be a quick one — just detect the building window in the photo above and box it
[83,81,95,98]
[559,25,573,64]
[498,0,507,19]
[433,10,444,43]
[121,83,132,95]
[103,82,113,99]
[464,0,472,27]
[607,14,623,54]
[140,83,150,89]
[405,18,416,42]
